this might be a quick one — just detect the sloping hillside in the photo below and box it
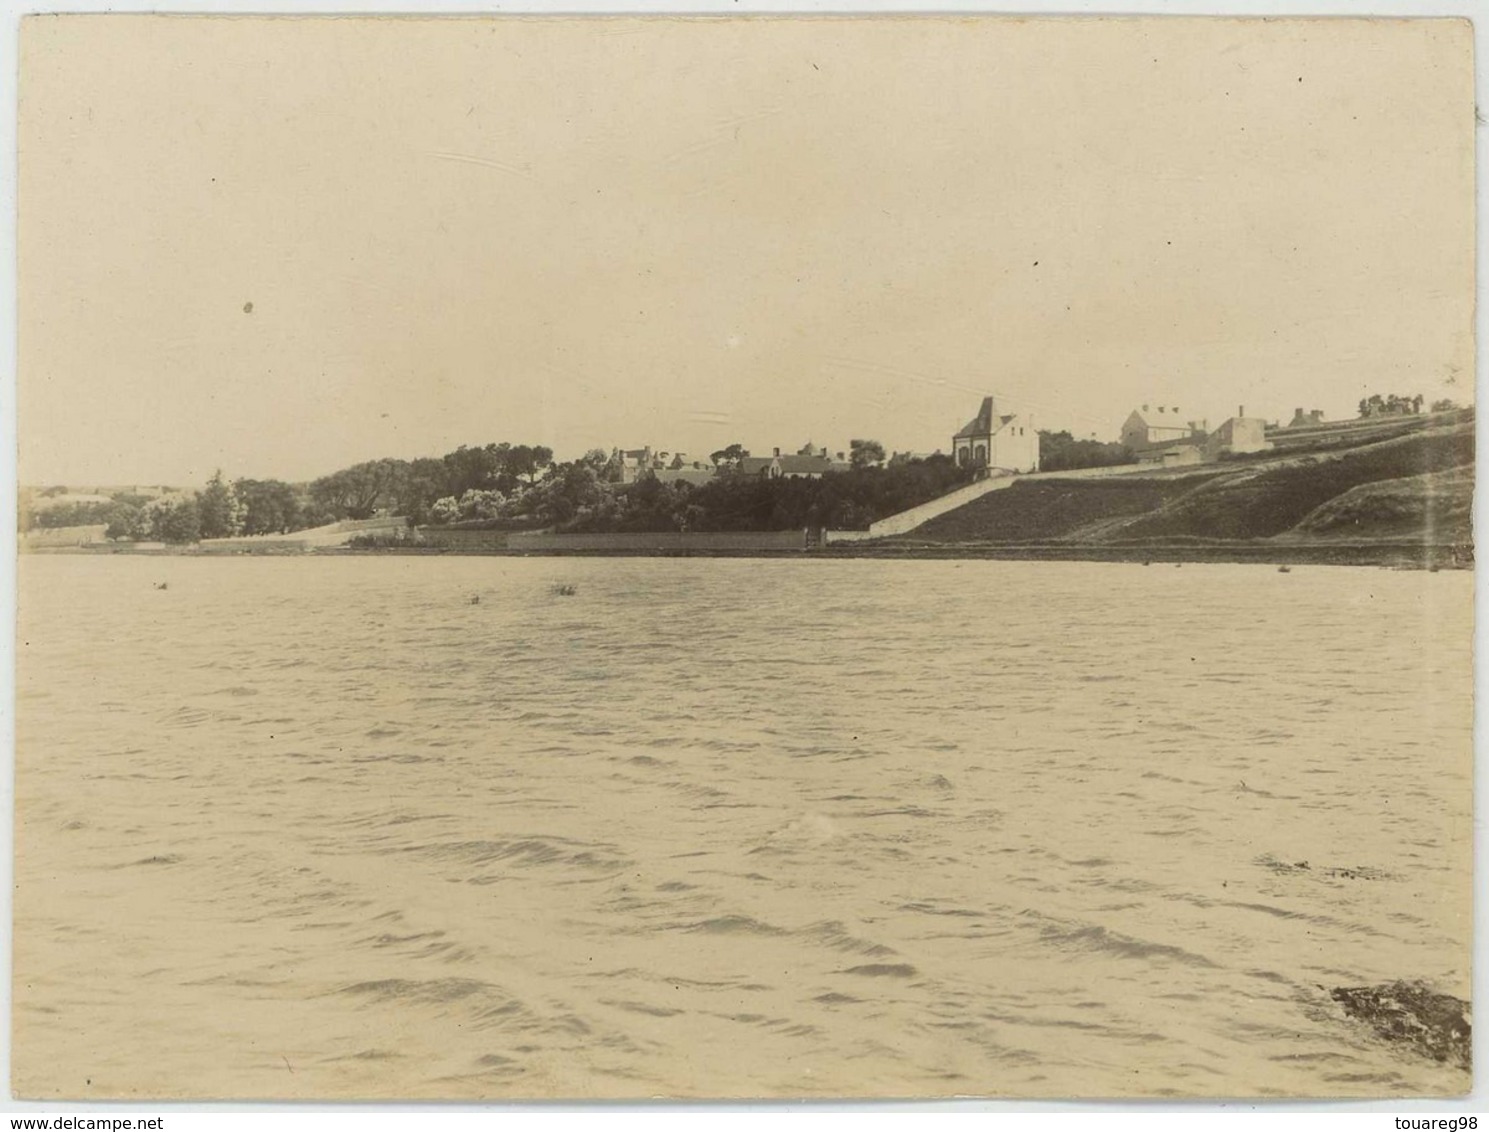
[900,416,1474,554]
[909,474,1208,543]
[1287,466,1474,543]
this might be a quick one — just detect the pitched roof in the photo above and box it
[954,396,998,439]
[777,455,834,474]
[1127,406,1189,427]
[735,454,838,476]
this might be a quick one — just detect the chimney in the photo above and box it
[820,447,828,458]
[773,447,780,458]
[1239,405,1245,418]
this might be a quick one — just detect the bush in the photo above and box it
[347,530,417,549]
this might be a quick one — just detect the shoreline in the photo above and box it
[29,540,1472,570]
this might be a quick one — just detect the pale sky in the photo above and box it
[19,14,1475,486]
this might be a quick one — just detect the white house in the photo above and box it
[952,396,1038,473]
[1203,410,1272,460]
[1120,405,1205,450]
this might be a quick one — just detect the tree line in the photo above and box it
[1037,430,1135,472]
[1356,394,1460,418]
[565,454,972,534]
[30,426,1154,543]
[23,438,982,541]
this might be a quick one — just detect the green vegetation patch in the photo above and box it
[1116,423,1474,542]
[1291,466,1473,543]
[908,476,1201,543]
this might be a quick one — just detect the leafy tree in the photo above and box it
[557,454,972,533]
[197,470,242,539]
[1038,430,1135,472]
[104,502,148,541]
[508,444,554,486]
[310,458,407,519]
[441,444,504,498]
[451,489,507,522]
[523,461,605,525]
[579,449,613,473]
[1359,393,1425,418]
[234,478,302,535]
[849,438,886,469]
[710,443,750,471]
[145,497,201,543]
[398,458,451,525]
[1431,398,1461,413]
[430,496,463,525]
[28,500,116,529]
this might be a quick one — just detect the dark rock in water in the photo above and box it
[1331,981,1471,1071]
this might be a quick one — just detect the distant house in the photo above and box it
[1287,408,1326,429]
[890,449,940,462]
[738,447,840,479]
[613,447,657,484]
[1120,405,1206,450]
[1203,411,1272,460]
[952,396,1038,473]
[613,447,724,486]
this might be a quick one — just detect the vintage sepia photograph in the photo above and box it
[12,11,1476,1103]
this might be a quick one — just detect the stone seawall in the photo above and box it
[416,528,809,553]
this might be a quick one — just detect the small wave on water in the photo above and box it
[1040,923,1218,968]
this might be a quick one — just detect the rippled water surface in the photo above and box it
[14,556,1473,1099]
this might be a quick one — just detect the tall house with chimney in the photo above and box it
[952,396,1038,473]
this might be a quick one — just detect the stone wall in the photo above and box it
[416,528,809,553]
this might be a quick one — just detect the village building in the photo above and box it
[795,442,852,471]
[951,396,1039,473]
[1119,404,1207,450]
[1203,409,1272,460]
[611,446,720,486]
[613,447,658,484]
[1287,408,1326,429]
[888,449,943,466]
[737,448,841,479]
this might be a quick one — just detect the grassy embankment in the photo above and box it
[861,413,1474,567]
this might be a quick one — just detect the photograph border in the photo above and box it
[1,0,1483,1118]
